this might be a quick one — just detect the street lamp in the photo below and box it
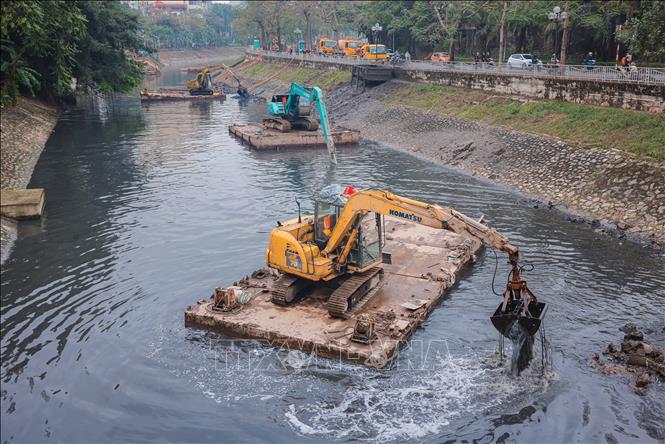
[548,6,567,60]
[371,22,382,45]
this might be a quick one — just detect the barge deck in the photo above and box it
[229,124,360,150]
[185,218,481,368]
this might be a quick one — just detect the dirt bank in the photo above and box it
[328,81,665,248]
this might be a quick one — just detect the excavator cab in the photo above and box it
[314,187,383,271]
[314,200,341,248]
[350,213,383,269]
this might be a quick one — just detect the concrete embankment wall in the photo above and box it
[1,97,60,262]
[394,68,664,113]
[251,53,664,113]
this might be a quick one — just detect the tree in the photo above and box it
[618,0,665,60]
[1,1,145,106]
[74,1,144,93]
[429,1,486,61]
[235,1,269,47]
[560,0,570,65]
[0,39,40,104]
[498,1,507,64]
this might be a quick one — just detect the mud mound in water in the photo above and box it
[507,321,534,376]
[591,324,665,395]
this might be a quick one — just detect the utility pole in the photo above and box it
[559,0,570,66]
[498,0,508,65]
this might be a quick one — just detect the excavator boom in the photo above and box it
[321,189,517,258]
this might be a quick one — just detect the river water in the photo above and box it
[2,69,664,443]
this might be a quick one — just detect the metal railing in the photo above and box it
[247,49,665,85]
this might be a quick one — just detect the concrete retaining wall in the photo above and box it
[394,68,665,113]
[248,54,353,72]
[252,54,664,113]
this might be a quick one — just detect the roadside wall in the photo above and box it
[394,68,664,113]
[248,54,353,72]
[252,53,664,113]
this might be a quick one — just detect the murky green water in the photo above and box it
[2,70,664,443]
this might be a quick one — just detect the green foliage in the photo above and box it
[1,1,145,105]
[74,1,144,93]
[143,5,239,49]
[236,0,660,63]
[1,0,86,104]
[1,39,41,105]
[618,0,665,59]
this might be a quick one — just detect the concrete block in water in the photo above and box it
[1,188,45,220]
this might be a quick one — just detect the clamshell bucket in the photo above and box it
[491,299,547,338]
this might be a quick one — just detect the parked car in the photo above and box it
[507,54,543,69]
[430,52,450,62]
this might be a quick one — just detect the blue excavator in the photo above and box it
[264,82,337,163]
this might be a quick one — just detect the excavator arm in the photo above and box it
[285,83,337,164]
[322,189,516,257]
[321,189,540,318]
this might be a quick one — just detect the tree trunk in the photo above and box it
[498,0,507,64]
[257,22,267,49]
[449,37,456,61]
[332,3,340,41]
[304,11,311,50]
[276,19,282,49]
[560,0,570,65]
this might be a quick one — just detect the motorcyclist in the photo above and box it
[583,52,596,70]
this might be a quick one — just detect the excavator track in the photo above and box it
[262,118,291,132]
[189,88,214,96]
[270,273,305,306]
[326,267,384,319]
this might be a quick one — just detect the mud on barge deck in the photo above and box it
[185,218,481,368]
[229,124,360,150]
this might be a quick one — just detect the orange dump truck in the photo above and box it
[337,39,362,57]
[359,44,388,62]
[318,37,336,55]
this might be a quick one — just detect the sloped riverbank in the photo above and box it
[327,80,665,248]
[0,97,60,262]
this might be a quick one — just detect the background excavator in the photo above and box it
[186,66,248,98]
[185,67,215,95]
[266,186,546,338]
[264,82,337,163]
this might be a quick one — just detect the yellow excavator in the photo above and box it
[266,186,546,337]
[186,67,215,95]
